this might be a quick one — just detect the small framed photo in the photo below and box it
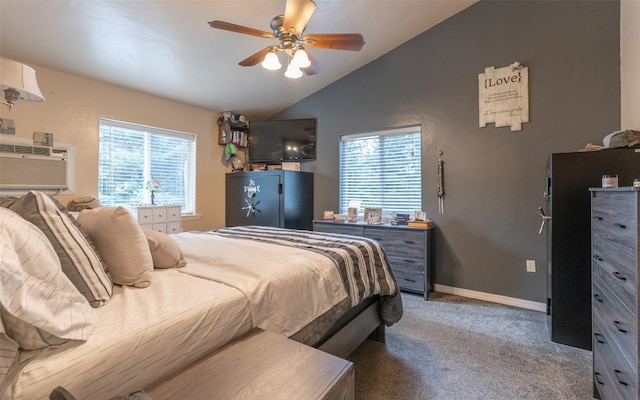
[33,131,54,147]
[348,207,358,222]
[323,210,335,220]
[414,210,427,221]
[364,207,382,224]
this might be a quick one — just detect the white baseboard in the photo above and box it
[434,284,547,312]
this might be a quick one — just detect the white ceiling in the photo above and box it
[0,0,476,119]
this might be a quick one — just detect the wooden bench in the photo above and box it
[146,328,354,400]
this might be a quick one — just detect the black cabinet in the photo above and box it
[545,147,640,350]
[226,171,313,230]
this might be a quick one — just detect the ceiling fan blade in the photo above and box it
[209,20,275,39]
[302,51,323,76]
[304,33,365,51]
[283,0,316,35]
[239,47,271,67]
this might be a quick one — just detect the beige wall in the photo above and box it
[621,0,640,129]
[0,65,228,231]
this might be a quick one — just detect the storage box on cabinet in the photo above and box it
[129,205,182,234]
[590,188,640,400]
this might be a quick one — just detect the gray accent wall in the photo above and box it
[271,1,620,303]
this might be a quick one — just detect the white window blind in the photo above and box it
[98,118,196,214]
[340,125,422,218]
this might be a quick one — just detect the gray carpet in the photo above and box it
[348,292,594,400]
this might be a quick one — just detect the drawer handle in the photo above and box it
[614,370,629,386]
[613,320,628,333]
[403,259,417,263]
[613,223,627,229]
[593,255,603,262]
[594,372,605,385]
[593,293,604,303]
[403,278,417,283]
[594,332,606,344]
[404,240,415,244]
[613,271,627,281]
[593,216,603,221]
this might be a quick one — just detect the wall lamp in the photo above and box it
[0,58,45,112]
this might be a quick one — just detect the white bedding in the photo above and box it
[172,232,349,336]
[2,269,252,400]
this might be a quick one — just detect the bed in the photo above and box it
[0,193,402,400]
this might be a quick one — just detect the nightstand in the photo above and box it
[128,205,182,234]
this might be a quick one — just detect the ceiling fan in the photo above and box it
[209,0,365,79]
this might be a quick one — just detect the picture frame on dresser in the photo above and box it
[363,208,382,224]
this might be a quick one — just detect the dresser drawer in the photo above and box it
[391,263,425,293]
[593,344,622,400]
[166,206,181,222]
[166,221,181,234]
[593,217,636,258]
[137,208,154,224]
[593,238,638,313]
[363,227,425,261]
[592,192,636,221]
[313,223,364,236]
[593,278,637,367]
[152,207,168,222]
[593,310,638,399]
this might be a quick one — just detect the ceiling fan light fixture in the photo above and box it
[291,48,311,68]
[285,62,303,79]
[261,50,282,70]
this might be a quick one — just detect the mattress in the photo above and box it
[2,269,252,400]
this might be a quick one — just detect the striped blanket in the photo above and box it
[214,225,403,326]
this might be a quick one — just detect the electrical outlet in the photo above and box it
[526,259,536,273]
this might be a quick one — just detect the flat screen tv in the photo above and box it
[249,118,316,163]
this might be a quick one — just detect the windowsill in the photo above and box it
[182,213,201,221]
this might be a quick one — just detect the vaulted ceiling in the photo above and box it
[0,1,476,119]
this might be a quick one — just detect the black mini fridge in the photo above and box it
[544,147,640,350]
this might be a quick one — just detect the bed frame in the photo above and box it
[317,299,385,358]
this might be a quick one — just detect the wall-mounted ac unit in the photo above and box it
[0,143,69,190]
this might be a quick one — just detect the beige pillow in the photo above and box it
[78,207,153,288]
[144,230,187,269]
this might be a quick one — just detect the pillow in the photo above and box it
[0,191,112,307]
[144,230,187,269]
[0,208,96,351]
[78,207,153,288]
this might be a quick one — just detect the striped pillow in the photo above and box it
[0,208,96,380]
[0,191,112,307]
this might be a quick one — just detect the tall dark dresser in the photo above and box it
[590,187,639,400]
[225,171,313,230]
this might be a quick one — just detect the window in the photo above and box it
[339,125,422,219]
[98,118,196,214]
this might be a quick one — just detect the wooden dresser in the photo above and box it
[590,187,639,399]
[127,205,182,234]
[313,220,434,300]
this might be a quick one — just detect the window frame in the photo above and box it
[98,118,196,215]
[339,125,422,221]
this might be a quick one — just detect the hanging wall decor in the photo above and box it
[478,62,529,131]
